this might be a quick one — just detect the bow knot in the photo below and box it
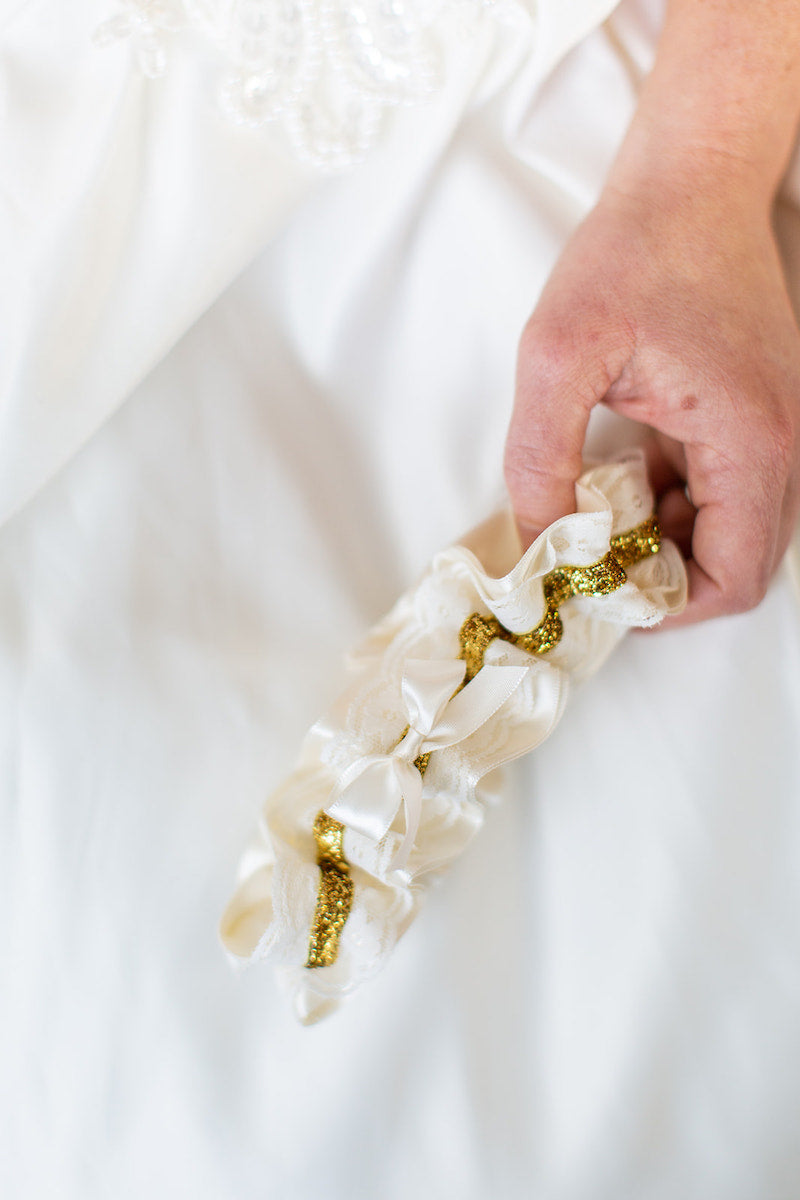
[325,657,527,869]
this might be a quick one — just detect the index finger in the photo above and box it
[504,322,610,547]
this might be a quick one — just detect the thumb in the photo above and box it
[504,320,604,548]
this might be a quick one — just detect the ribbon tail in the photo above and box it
[389,761,424,870]
[326,756,404,843]
[426,664,530,750]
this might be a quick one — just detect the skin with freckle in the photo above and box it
[505,0,800,627]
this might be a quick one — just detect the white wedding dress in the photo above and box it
[2,1,800,1197]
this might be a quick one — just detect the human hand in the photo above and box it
[505,172,800,626]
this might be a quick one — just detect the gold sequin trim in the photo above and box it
[609,514,660,566]
[305,812,354,969]
[306,513,660,968]
[459,515,660,679]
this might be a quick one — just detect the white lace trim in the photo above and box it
[94,0,516,170]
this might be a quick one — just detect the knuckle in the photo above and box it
[517,319,574,386]
[503,436,575,531]
[517,315,618,408]
[504,426,581,491]
[503,439,554,495]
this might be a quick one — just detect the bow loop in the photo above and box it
[399,658,467,739]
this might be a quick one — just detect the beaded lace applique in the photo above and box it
[94,0,510,170]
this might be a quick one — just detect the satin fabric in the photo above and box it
[2,0,800,1197]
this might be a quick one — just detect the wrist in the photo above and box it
[605,0,800,223]
[603,115,780,226]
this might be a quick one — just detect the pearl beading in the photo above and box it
[95,0,502,170]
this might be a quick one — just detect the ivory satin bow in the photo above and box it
[325,658,528,867]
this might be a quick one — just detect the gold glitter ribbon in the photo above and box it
[459,514,660,680]
[305,513,661,969]
[305,812,355,969]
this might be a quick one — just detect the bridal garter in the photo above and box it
[219,452,688,1023]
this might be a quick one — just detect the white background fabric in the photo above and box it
[2,1,800,1197]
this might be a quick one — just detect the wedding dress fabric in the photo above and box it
[2,1,800,1198]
